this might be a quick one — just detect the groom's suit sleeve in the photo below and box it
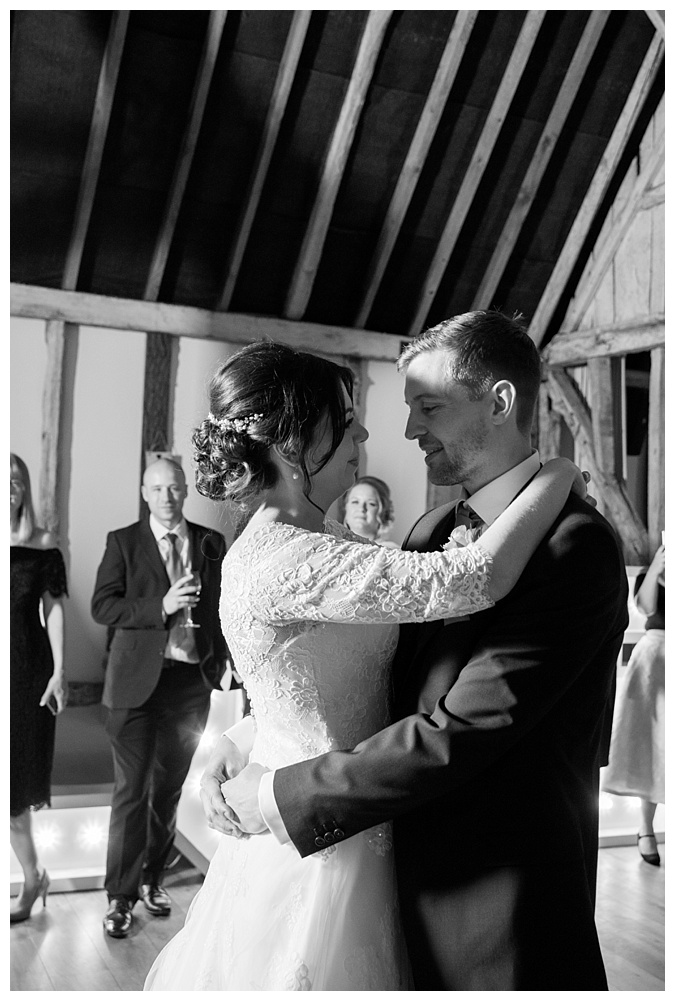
[272,498,627,857]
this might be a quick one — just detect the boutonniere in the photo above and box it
[442,525,482,551]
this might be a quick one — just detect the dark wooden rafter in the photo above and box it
[542,317,664,367]
[563,102,665,333]
[407,10,546,338]
[62,12,129,292]
[354,9,478,329]
[472,10,610,311]
[10,283,400,361]
[528,32,664,346]
[284,10,393,321]
[544,365,648,563]
[647,346,665,556]
[143,11,227,302]
[217,10,311,311]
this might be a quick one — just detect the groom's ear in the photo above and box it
[490,380,516,425]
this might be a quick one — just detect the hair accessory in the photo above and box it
[208,412,264,434]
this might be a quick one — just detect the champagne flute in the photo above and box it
[184,567,201,628]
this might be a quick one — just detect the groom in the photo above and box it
[204,311,628,989]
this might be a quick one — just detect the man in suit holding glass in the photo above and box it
[92,457,228,938]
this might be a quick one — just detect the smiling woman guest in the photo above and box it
[339,476,399,547]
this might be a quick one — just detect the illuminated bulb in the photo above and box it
[625,797,641,811]
[34,821,62,850]
[188,775,203,797]
[598,793,614,813]
[77,820,107,849]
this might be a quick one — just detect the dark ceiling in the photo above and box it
[10,10,664,349]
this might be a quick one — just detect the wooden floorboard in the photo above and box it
[9,845,665,990]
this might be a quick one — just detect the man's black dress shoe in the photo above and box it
[140,883,171,916]
[103,897,133,938]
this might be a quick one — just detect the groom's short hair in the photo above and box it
[398,310,542,434]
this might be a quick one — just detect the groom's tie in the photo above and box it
[454,500,485,535]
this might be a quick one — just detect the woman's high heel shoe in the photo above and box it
[637,833,661,867]
[10,869,50,923]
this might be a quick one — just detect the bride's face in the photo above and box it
[308,387,368,509]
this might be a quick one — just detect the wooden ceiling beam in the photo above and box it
[61,11,129,291]
[143,11,227,302]
[284,10,392,321]
[528,33,664,346]
[543,316,664,367]
[472,10,610,311]
[406,10,546,339]
[562,108,664,332]
[353,10,478,329]
[10,282,401,361]
[217,10,311,311]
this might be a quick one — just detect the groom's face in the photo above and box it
[403,349,492,489]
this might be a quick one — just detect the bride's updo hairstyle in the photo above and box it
[193,341,354,505]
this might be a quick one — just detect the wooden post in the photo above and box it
[647,346,665,556]
[537,380,564,462]
[40,320,74,536]
[139,332,179,516]
[587,357,624,480]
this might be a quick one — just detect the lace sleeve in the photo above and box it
[241,521,492,625]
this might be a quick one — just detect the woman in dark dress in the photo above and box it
[10,453,68,922]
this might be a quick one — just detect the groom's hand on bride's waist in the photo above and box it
[221,763,270,835]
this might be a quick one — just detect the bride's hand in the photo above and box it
[541,457,594,503]
[200,735,250,838]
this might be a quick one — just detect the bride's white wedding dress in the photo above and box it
[144,519,492,991]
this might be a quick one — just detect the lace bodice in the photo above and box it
[220,519,492,768]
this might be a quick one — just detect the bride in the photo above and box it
[144,341,588,991]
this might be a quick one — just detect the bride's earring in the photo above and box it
[292,469,300,481]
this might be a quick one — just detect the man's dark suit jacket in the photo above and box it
[272,494,628,989]
[91,519,228,709]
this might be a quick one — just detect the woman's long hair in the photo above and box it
[10,453,36,543]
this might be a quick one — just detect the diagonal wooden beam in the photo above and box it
[217,10,311,311]
[144,11,227,302]
[284,10,393,321]
[527,32,664,346]
[545,366,648,563]
[472,10,609,311]
[62,11,129,291]
[645,11,665,37]
[406,10,546,338]
[353,10,478,328]
[562,111,664,332]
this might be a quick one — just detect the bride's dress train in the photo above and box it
[144,519,492,990]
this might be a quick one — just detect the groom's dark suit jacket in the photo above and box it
[273,493,628,989]
[92,518,228,709]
